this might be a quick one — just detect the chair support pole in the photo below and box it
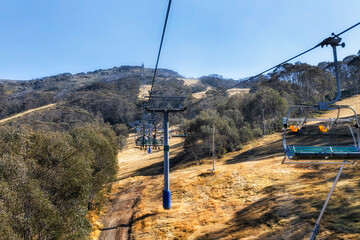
[163,111,171,209]
[309,162,345,240]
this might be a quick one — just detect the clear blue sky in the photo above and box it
[0,0,360,80]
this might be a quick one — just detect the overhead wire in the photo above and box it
[186,20,360,109]
[149,0,173,99]
[334,21,360,37]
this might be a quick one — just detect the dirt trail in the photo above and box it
[99,181,146,240]
[0,103,56,124]
[98,134,184,240]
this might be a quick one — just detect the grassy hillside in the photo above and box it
[130,137,359,239]
[100,95,360,240]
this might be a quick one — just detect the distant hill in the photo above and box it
[0,66,245,125]
[1,49,359,127]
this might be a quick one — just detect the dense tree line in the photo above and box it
[4,104,128,151]
[0,102,127,239]
[264,62,336,104]
[1,52,359,126]
[6,105,98,131]
[0,124,118,239]
[0,91,56,119]
[184,87,284,159]
[199,74,238,89]
[68,89,137,125]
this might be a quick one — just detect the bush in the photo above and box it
[0,124,118,239]
[112,124,129,150]
[238,125,254,144]
[252,127,263,138]
[185,110,240,159]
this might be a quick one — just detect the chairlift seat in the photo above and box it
[146,96,186,112]
[136,137,163,146]
[171,134,187,137]
[283,104,360,161]
[152,139,163,146]
[285,145,360,159]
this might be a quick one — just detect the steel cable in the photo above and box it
[149,0,173,99]
[186,21,360,109]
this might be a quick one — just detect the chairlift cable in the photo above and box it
[334,21,360,38]
[186,20,360,109]
[186,45,318,109]
[149,0,173,99]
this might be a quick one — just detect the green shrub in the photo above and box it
[0,124,118,239]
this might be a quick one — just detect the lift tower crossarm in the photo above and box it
[318,34,345,110]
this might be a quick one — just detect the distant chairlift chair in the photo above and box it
[135,136,150,149]
[170,125,187,138]
[152,134,163,149]
[135,134,163,150]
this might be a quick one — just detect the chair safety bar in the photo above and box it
[286,118,354,123]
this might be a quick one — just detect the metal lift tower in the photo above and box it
[146,96,186,209]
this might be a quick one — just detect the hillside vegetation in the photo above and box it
[0,66,247,126]
[128,132,360,239]
[0,49,360,239]
[0,124,118,239]
[98,51,360,239]
[109,97,360,240]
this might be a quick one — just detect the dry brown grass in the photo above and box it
[138,85,152,99]
[227,88,250,96]
[321,95,360,119]
[192,89,209,99]
[130,139,312,239]
[130,138,360,239]
[192,88,249,99]
[139,79,249,100]
[87,209,105,240]
[181,78,201,86]
[97,96,360,240]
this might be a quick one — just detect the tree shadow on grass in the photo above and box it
[196,183,314,240]
[225,138,283,165]
[116,142,188,180]
[196,170,360,240]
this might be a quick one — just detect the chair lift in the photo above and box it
[283,105,360,163]
[170,125,187,138]
[146,96,187,209]
[281,35,359,240]
[170,115,187,138]
[135,126,163,150]
[135,121,151,150]
[151,123,163,149]
[136,135,150,149]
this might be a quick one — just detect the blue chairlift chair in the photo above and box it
[281,35,359,240]
[282,105,360,164]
